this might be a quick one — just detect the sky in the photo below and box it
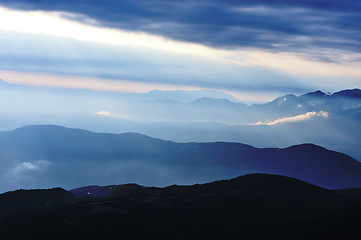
[0,0,360,102]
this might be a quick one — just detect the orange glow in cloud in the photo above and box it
[0,70,200,93]
[0,70,278,103]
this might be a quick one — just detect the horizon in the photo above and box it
[0,76,358,105]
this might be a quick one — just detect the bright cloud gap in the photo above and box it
[0,6,222,59]
[0,5,360,80]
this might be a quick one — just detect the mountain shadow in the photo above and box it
[0,188,75,217]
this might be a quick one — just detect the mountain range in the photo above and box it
[0,80,359,161]
[0,125,360,192]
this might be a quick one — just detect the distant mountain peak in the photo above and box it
[302,90,326,98]
[299,89,361,100]
[270,94,297,104]
[143,89,240,103]
[333,89,361,99]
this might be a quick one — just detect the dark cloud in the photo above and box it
[0,0,361,56]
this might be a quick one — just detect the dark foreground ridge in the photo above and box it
[0,173,361,240]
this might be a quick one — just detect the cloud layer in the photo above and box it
[0,1,360,99]
[6,160,50,180]
[253,111,329,126]
[1,0,361,56]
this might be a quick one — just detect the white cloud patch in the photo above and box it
[252,111,329,126]
[6,160,50,180]
[95,110,111,116]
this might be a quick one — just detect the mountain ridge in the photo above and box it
[0,173,360,240]
[0,125,360,191]
[1,78,359,104]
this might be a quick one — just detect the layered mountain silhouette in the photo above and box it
[0,125,360,191]
[256,89,361,117]
[0,82,360,161]
[0,173,360,240]
[1,80,359,125]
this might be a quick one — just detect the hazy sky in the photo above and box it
[0,0,360,102]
